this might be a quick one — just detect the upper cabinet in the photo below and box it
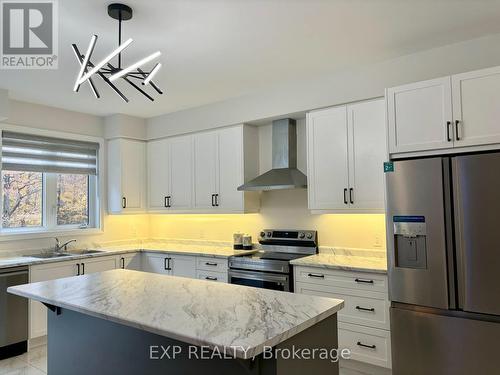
[451,66,500,147]
[108,138,147,214]
[387,66,500,156]
[148,135,193,211]
[387,77,453,154]
[148,124,259,214]
[307,99,386,213]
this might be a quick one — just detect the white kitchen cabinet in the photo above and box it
[108,138,147,214]
[118,252,142,270]
[30,260,80,338]
[387,77,453,154]
[452,66,500,147]
[148,125,259,213]
[29,256,118,339]
[347,100,387,210]
[307,99,386,212]
[147,138,170,210]
[147,135,194,211]
[193,126,259,212]
[169,255,197,278]
[193,132,218,209]
[168,136,194,210]
[294,266,391,369]
[79,256,118,275]
[307,106,349,210]
[141,253,196,278]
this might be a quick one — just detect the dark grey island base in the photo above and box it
[47,307,339,375]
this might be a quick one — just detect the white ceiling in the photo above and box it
[2,0,500,118]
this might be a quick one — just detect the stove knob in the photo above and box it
[267,232,272,237]
[306,233,313,239]
[260,231,266,238]
[299,232,305,239]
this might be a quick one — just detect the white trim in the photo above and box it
[0,123,105,236]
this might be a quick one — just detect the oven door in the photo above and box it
[228,269,290,292]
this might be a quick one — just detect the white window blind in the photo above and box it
[1,131,100,175]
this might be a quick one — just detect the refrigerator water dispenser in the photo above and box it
[393,216,427,269]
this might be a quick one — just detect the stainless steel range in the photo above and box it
[228,229,317,292]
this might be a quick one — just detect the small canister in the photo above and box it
[233,232,243,250]
[242,234,253,250]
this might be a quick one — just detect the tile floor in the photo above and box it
[0,345,46,375]
[0,345,372,375]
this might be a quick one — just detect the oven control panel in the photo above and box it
[259,229,317,242]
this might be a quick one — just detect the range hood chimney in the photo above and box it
[237,118,307,191]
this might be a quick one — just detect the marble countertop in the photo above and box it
[8,269,343,359]
[290,252,388,274]
[0,242,256,270]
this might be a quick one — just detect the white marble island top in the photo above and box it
[8,269,343,359]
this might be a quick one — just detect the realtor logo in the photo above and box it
[1,0,58,69]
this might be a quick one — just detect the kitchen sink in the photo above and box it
[25,253,72,259]
[24,249,104,258]
[65,249,104,255]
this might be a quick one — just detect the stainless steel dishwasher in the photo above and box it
[0,266,28,359]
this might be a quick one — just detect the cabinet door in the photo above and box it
[170,255,196,278]
[118,252,142,270]
[347,100,386,211]
[141,253,169,274]
[121,140,147,210]
[193,132,218,209]
[307,106,350,210]
[169,136,193,210]
[387,77,453,153]
[30,260,79,338]
[148,139,170,210]
[217,126,244,210]
[452,66,500,147]
[81,256,118,275]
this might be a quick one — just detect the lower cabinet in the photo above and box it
[118,252,142,270]
[294,266,391,369]
[141,253,227,281]
[29,255,119,339]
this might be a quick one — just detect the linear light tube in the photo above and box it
[73,35,97,91]
[143,63,162,85]
[109,51,161,82]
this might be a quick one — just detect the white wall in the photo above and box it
[7,100,104,137]
[0,89,8,120]
[147,32,500,139]
[0,101,151,254]
[104,114,147,140]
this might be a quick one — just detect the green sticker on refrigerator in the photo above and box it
[384,162,394,173]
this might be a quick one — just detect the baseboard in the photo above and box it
[28,335,47,350]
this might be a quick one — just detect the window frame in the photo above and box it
[0,124,104,240]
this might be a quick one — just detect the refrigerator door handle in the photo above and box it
[451,157,467,311]
[443,157,457,310]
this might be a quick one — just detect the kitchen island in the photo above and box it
[8,269,344,375]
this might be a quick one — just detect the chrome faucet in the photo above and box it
[54,238,77,253]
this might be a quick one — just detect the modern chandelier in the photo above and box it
[72,3,163,102]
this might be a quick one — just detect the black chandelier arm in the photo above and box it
[106,62,155,101]
[123,76,154,101]
[81,53,129,103]
[71,44,100,98]
[137,67,163,94]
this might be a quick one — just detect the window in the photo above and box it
[2,171,43,228]
[0,130,100,234]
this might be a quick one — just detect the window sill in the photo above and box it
[0,227,104,242]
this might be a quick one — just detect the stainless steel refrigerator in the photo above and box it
[386,152,500,375]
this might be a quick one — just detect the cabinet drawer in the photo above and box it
[196,257,228,272]
[339,322,391,369]
[294,266,387,293]
[196,270,227,283]
[295,282,389,329]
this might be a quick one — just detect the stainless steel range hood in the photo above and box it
[238,118,307,191]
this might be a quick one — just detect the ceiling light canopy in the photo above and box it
[72,3,163,102]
